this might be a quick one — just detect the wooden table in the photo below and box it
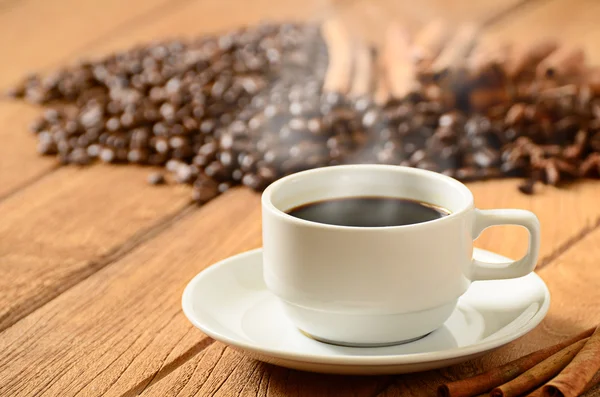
[2,0,600,395]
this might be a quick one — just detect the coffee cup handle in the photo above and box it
[471,209,541,281]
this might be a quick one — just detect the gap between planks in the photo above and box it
[125,338,217,397]
[0,201,195,332]
[0,162,59,202]
[537,214,600,270]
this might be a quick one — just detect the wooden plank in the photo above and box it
[141,343,390,397]
[0,101,58,199]
[483,0,600,64]
[78,0,529,59]
[0,164,190,330]
[0,0,181,90]
[469,179,600,266]
[0,189,262,397]
[4,1,600,396]
[2,181,598,396]
[330,0,527,45]
[0,0,181,198]
[76,0,330,57]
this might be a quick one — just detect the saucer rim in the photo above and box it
[182,248,550,366]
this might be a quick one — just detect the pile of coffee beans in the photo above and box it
[8,22,600,203]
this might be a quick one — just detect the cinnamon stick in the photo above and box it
[431,24,479,77]
[490,338,589,397]
[467,40,512,79]
[438,327,596,397]
[505,37,558,79]
[527,369,600,396]
[374,68,390,105]
[412,18,449,68]
[374,25,391,105]
[384,22,418,98]
[321,17,353,94]
[469,87,509,112]
[542,327,600,397]
[526,372,600,397]
[586,66,600,95]
[526,386,545,396]
[539,84,578,98]
[580,371,600,396]
[349,42,374,98]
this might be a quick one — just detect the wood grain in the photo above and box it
[0,0,181,198]
[0,189,262,397]
[141,343,391,397]
[0,101,58,199]
[0,165,191,330]
[0,0,181,90]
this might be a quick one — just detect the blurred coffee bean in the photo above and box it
[192,177,219,204]
[99,148,116,163]
[148,172,166,185]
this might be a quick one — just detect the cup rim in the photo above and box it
[261,164,474,231]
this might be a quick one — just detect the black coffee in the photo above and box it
[287,196,450,227]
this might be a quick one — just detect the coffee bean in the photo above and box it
[127,148,148,164]
[29,118,47,134]
[148,153,168,166]
[473,148,500,168]
[87,144,101,158]
[37,140,57,155]
[518,179,535,195]
[218,182,231,193]
[6,85,25,98]
[69,147,91,165]
[455,167,478,181]
[99,147,116,163]
[204,161,228,180]
[192,177,219,204]
[154,138,169,154]
[241,173,263,191]
[147,172,166,185]
[175,164,195,184]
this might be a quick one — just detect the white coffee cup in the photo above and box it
[261,165,540,346]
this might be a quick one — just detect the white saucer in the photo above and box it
[182,248,550,375]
